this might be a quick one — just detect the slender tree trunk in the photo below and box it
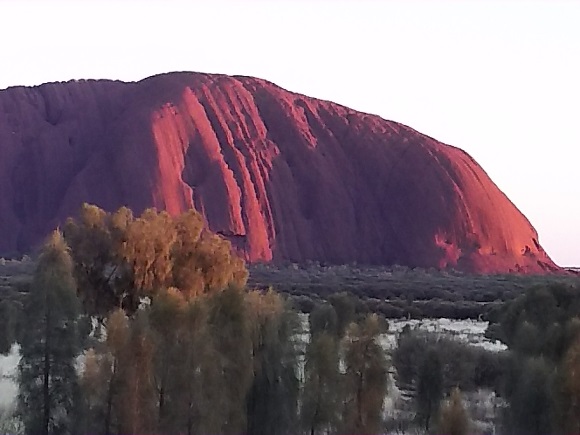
[311,379,321,435]
[187,407,193,435]
[186,391,194,435]
[185,349,197,435]
[43,305,51,435]
[104,362,116,435]
[310,401,319,435]
[130,372,139,435]
[158,383,165,429]
[356,372,364,431]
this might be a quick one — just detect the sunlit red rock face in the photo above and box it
[0,72,558,273]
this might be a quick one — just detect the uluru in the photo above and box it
[0,72,557,273]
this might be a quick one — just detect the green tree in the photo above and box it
[140,287,222,435]
[207,286,253,434]
[168,297,223,435]
[0,299,20,354]
[341,314,388,435]
[328,292,356,338]
[301,331,342,435]
[147,287,186,431]
[245,291,300,435]
[486,284,580,361]
[506,357,553,435]
[486,284,580,433]
[17,231,81,435]
[393,327,505,396]
[415,347,443,432]
[392,326,427,391]
[309,303,338,337]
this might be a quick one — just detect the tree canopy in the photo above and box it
[486,283,580,435]
[63,204,248,316]
[17,231,82,435]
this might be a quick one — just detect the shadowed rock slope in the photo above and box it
[0,72,558,273]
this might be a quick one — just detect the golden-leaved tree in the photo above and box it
[437,387,470,435]
[63,204,248,317]
[341,314,388,435]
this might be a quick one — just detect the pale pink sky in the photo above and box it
[1,0,579,266]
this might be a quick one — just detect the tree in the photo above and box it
[116,311,156,435]
[301,331,342,435]
[145,287,187,432]
[559,335,580,434]
[309,303,339,337]
[76,347,109,435]
[78,308,134,435]
[63,204,126,318]
[506,356,553,435]
[81,309,157,435]
[486,284,580,361]
[207,286,254,434]
[485,284,580,433]
[137,287,220,435]
[101,308,130,435]
[437,387,470,435]
[328,292,356,338]
[0,299,20,354]
[245,291,300,435]
[64,204,248,317]
[416,347,443,432]
[17,231,82,435]
[394,327,504,394]
[167,297,223,435]
[0,405,24,435]
[392,326,428,391]
[342,314,388,435]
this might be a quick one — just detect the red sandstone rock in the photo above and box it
[0,72,558,273]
